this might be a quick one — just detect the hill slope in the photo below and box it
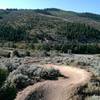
[34,8,100,30]
[0,8,100,54]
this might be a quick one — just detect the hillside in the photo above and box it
[0,8,100,54]
[34,8,100,30]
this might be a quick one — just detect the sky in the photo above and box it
[0,0,100,14]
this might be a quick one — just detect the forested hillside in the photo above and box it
[0,8,100,54]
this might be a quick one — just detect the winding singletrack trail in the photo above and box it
[15,64,92,100]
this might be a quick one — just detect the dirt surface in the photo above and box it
[15,64,92,100]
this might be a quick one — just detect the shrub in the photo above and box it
[13,50,20,57]
[5,62,17,72]
[5,65,42,90]
[0,51,10,58]
[6,65,61,90]
[86,95,100,100]
[0,82,17,100]
[40,68,60,80]
[32,50,49,57]
[0,68,8,87]
[0,68,16,100]
[25,51,30,56]
[10,74,32,90]
[78,76,100,100]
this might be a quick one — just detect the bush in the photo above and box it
[5,62,17,72]
[13,50,20,57]
[0,68,8,87]
[25,51,30,56]
[6,65,61,90]
[40,68,60,80]
[0,51,10,58]
[5,65,42,90]
[32,50,49,57]
[78,76,100,100]
[0,83,17,100]
[10,74,32,90]
[0,68,16,100]
[86,95,100,100]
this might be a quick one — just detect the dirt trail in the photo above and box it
[15,64,92,100]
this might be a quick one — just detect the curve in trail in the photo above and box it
[15,64,92,100]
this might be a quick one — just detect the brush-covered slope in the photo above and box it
[0,8,100,53]
[34,8,100,30]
